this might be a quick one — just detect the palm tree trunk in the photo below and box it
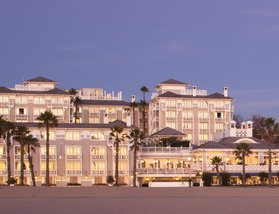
[27,147,36,187]
[242,153,246,187]
[115,139,119,186]
[46,124,50,186]
[20,139,24,185]
[268,143,272,188]
[74,103,78,123]
[132,106,136,127]
[6,134,11,185]
[142,106,146,136]
[133,142,137,187]
[216,166,220,185]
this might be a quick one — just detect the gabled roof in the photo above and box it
[158,91,184,98]
[207,92,233,99]
[80,100,130,106]
[45,88,70,95]
[151,127,186,137]
[160,79,187,85]
[0,86,15,94]
[26,76,56,83]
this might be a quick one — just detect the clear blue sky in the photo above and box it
[1,0,279,120]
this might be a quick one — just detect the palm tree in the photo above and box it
[25,134,40,187]
[69,88,81,123]
[1,120,15,185]
[211,156,222,185]
[140,86,149,136]
[36,110,58,186]
[128,128,144,187]
[233,142,252,187]
[13,125,30,185]
[110,126,126,186]
[259,117,279,187]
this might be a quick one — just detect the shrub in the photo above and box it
[67,183,81,186]
[107,175,114,185]
[259,172,268,185]
[202,172,212,186]
[193,182,200,187]
[142,183,149,187]
[7,177,17,185]
[220,172,231,186]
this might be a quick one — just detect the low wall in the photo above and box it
[149,182,190,187]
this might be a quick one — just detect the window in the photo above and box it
[199,123,208,130]
[183,123,192,129]
[89,107,100,113]
[108,107,115,113]
[119,146,127,155]
[182,101,192,108]
[215,112,223,119]
[66,161,81,171]
[198,112,209,119]
[215,123,224,130]
[66,146,81,155]
[17,108,25,115]
[166,100,176,106]
[34,108,45,116]
[91,132,105,140]
[166,122,176,129]
[52,108,64,116]
[41,132,55,140]
[91,147,106,155]
[198,101,208,108]
[92,161,105,170]
[41,161,56,171]
[52,97,64,104]
[0,96,8,103]
[0,146,6,155]
[89,117,100,123]
[66,131,80,140]
[215,102,225,108]
[0,161,6,170]
[166,111,176,119]
[34,97,45,104]
[186,134,192,140]
[199,134,208,141]
[16,96,27,104]
[41,146,56,155]
[0,108,9,115]
[182,111,193,118]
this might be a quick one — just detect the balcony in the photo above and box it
[166,117,177,121]
[0,170,7,175]
[137,168,192,175]
[67,170,82,175]
[41,155,57,160]
[47,101,69,109]
[14,154,28,159]
[0,154,7,159]
[14,170,30,176]
[91,155,106,159]
[66,155,82,159]
[91,170,106,175]
[15,114,28,120]
[40,170,57,176]
[0,101,14,108]
[89,112,99,117]
[119,170,128,175]
[119,155,128,159]
[139,147,190,156]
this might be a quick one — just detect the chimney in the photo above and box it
[224,87,228,97]
[131,95,136,103]
[192,86,197,97]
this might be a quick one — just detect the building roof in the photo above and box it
[17,120,130,129]
[160,79,187,85]
[195,137,279,150]
[0,87,70,95]
[25,76,56,83]
[157,91,233,99]
[80,100,130,106]
[151,127,186,137]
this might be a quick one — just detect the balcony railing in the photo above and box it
[14,154,28,159]
[91,170,106,175]
[0,154,7,159]
[0,102,14,107]
[40,170,57,176]
[137,168,192,174]
[0,170,7,175]
[139,147,189,154]
[47,101,69,108]
[91,155,106,159]
[66,155,82,159]
[119,155,128,159]
[67,170,82,175]
[119,170,128,175]
[41,155,57,160]
[15,114,28,120]
[14,170,30,176]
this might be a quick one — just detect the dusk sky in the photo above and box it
[1,0,279,120]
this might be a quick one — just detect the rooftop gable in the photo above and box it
[25,76,56,83]
[160,79,187,85]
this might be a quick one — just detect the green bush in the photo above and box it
[259,172,268,185]
[202,172,212,186]
[107,175,114,185]
[7,177,17,185]
[193,182,200,187]
[220,172,231,186]
[142,183,149,187]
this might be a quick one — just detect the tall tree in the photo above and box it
[211,156,222,185]
[13,125,30,185]
[128,128,144,187]
[1,120,15,185]
[110,126,125,186]
[36,110,58,186]
[140,86,149,136]
[69,88,81,123]
[251,114,266,139]
[259,117,279,188]
[234,142,252,187]
[25,134,40,187]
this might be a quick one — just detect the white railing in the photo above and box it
[40,170,57,176]
[47,101,69,108]
[91,155,106,159]
[0,102,14,107]
[137,168,193,174]
[184,89,207,96]
[41,155,57,160]
[66,155,81,159]
[91,170,106,175]
[14,170,30,176]
[139,147,189,154]
[67,170,82,175]
[0,154,7,159]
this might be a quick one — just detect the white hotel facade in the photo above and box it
[0,77,278,186]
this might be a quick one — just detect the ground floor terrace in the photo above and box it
[1,186,279,214]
